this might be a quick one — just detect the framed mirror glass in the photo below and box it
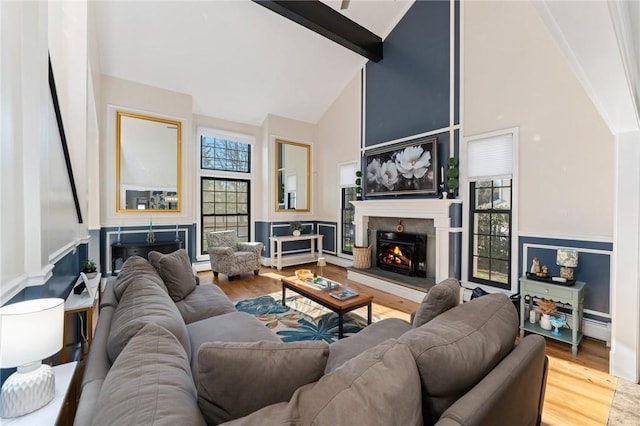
[275,139,310,212]
[116,111,181,212]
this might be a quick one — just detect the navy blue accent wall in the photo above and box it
[365,1,451,146]
[7,248,81,304]
[257,221,338,258]
[454,0,460,125]
[255,221,272,256]
[450,203,463,228]
[101,224,198,272]
[519,236,612,318]
[449,232,462,279]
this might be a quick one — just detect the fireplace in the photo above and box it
[377,231,427,277]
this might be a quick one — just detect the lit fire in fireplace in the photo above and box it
[382,245,411,267]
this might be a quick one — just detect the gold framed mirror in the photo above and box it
[275,139,310,212]
[116,111,181,212]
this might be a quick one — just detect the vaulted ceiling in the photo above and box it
[91,0,413,126]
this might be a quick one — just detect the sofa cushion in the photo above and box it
[325,317,412,372]
[112,255,168,301]
[412,277,460,327]
[222,339,422,426]
[197,340,329,425]
[175,283,236,324]
[148,249,197,302]
[188,311,281,387]
[399,292,518,425]
[93,323,205,426]
[107,275,191,363]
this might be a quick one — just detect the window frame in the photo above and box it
[468,179,512,289]
[196,127,256,263]
[461,128,519,294]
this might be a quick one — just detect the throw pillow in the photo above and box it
[107,276,191,364]
[220,339,423,426]
[197,340,329,424]
[93,323,205,426]
[399,292,517,424]
[148,249,197,302]
[412,277,460,327]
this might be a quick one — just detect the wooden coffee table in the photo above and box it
[281,276,373,339]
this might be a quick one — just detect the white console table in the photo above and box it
[270,234,324,270]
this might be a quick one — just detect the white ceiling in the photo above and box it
[92,0,413,126]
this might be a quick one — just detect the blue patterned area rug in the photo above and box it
[235,293,368,343]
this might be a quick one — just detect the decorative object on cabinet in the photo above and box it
[556,249,578,280]
[549,315,567,336]
[290,221,304,237]
[364,137,437,197]
[530,257,541,274]
[446,157,459,198]
[0,298,64,418]
[81,259,98,279]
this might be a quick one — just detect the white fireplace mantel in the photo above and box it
[350,199,461,301]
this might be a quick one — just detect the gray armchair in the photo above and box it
[206,230,263,281]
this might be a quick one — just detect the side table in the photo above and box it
[0,361,77,425]
[519,276,585,357]
[62,273,101,363]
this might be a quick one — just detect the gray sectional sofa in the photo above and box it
[74,252,548,426]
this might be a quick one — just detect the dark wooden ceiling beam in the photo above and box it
[253,0,383,62]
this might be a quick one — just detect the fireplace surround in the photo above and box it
[348,199,460,302]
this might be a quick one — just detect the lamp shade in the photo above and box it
[556,249,579,268]
[317,257,327,267]
[0,298,64,368]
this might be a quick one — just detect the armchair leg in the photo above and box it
[213,271,219,278]
[254,270,259,275]
[228,275,235,282]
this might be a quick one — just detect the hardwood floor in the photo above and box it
[201,263,616,426]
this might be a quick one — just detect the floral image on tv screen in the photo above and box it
[365,137,437,197]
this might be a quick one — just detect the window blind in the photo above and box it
[467,133,513,180]
[339,162,358,186]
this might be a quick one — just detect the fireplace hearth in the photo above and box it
[377,231,427,278]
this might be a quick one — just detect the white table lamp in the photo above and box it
[556,249,579,280]
[0,298,64,418]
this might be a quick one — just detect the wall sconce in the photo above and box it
[0,298,64,418]
[556,249,578,280]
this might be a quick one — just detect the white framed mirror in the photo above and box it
[275,139,310,212]
[116,111,181,212]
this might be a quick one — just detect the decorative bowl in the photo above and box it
[295,269,313,281]
[549,316,566,336]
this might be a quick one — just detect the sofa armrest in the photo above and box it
[435,334,548,426]
[237,242,263,254]
[208,246,235,256]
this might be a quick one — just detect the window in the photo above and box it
[464,129,517,290]
[469,179,512,289]
[198,128,254,258]
[338,161,358,256]
[201,136,250,173]
[201,177,250,255]
[341,187,357,255]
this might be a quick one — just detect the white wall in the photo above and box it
[0,1,91,304]
[315,73,362,222]
[464,0,614,240]
[100,76,193,228]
